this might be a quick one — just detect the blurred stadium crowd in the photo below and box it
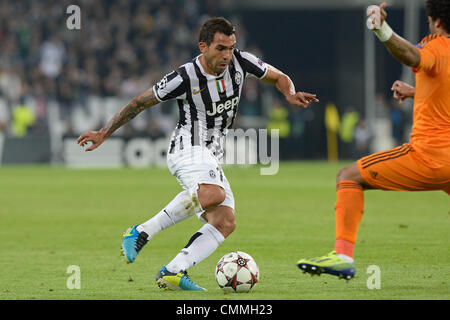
[0,0,409,161]
[0,0,269,138]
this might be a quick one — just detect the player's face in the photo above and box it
[201,32,236,75]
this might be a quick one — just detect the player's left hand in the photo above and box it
[391,80,415,104]
[286,92,319,108]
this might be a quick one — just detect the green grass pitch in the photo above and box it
[0,162,448,300]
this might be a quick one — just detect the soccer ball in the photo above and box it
[215,251,259,293]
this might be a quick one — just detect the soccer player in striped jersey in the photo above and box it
[297,1,450,281]
[77,17,318,290]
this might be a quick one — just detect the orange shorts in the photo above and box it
[357,143,450,195]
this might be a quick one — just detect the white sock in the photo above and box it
[166,223,225,273]
[136,189,203,240]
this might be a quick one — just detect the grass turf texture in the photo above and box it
[0,162,448,300]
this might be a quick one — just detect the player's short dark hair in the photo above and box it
[198,17,235,45]
[426,0,450,33]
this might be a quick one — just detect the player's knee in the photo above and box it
[336,167,347,182]
[336,162,366,186]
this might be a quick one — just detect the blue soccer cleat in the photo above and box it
[121,225,148,263]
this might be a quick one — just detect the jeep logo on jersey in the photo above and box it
[207,96,240,116]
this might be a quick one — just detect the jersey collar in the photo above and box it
[195,55,228,79]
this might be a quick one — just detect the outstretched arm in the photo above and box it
[367,2,421,67]
[77,87,159,151]
[261,64,319,108]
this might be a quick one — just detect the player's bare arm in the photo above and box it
[391,80,415,104]
[77,87,159,151]
[368,2,421,68]
[262,64,319,108]
[384,34,421,68]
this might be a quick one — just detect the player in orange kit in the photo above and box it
[297,0,450,280]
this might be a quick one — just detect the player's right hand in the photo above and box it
[391,80,415,104]
[77,129,107,151]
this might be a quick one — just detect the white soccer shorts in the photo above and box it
[167,145,235,222]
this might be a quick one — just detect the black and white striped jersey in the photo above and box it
[153,48,268,159]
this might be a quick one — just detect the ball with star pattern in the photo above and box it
[215,251,259,293]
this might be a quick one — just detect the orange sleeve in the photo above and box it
[412,37,441,75]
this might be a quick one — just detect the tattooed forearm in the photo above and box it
[102,87,159,137]
[384,33,421,68]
